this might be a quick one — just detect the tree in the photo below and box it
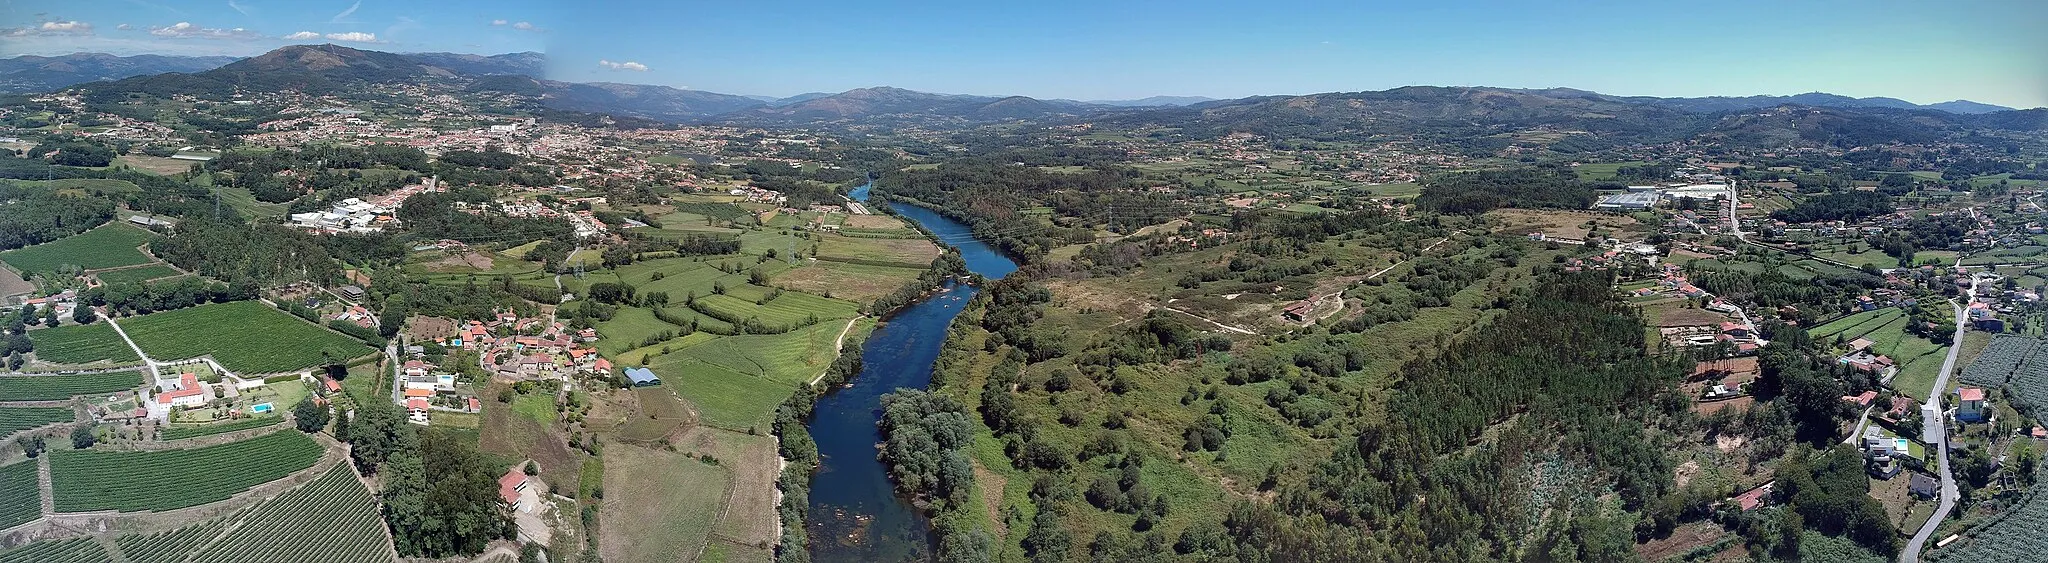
[293,397,330,433]
[42,308,58,328]
[18,435,45,458]
[524,461,539,476]
[70,425,96,449]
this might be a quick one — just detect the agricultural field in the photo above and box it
[0,405,74,437]
[0,537,108,563]
[119,301,376,374]
[600,444,728,563]
[190,465,395,563]
[1958,335,2040,389]
[26,323,141,365]
[0,370,144,401]
[93,264,186,285]
[1928,483,2048,562]
[0,460,41,530]
[117,519,225,563]
[814,235,941,268]
[0,223,158,275]
[160,415,285,441]
[773,261,926,305]
[48,429,324,512]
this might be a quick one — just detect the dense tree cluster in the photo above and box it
[1415,165,1595,214]
[0,184,116,252]
[152,219,371,286]
[1770,191,1894,223]
[341,399,512,557]
[879,162,1135,260]
[26,140,115,167]
[395,188,578,245]
[79,277,253,316]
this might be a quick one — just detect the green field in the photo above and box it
[191,465,394,563]
[49,429,324,512]
[27,323,141,365]
[0,406,73,437]
[11,178,141,195]
[120,301,376,374]
[160,416,286,441]
[0,370,144,401]
[0,537,107,563]
[0,223,159,275]
[118,519,225,563]
[643,321,849,430]
[0,460,41,530]
[1812,309,1904,340]
[1573,161,1656,181]
[94,264,185,285]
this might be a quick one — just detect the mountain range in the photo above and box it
[27,45,2048,151]
[0,53,241,94]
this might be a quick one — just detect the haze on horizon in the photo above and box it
[3,0,2044,108]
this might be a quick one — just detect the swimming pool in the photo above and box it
[249,402,273,414]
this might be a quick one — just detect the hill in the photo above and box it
[0,53,239,94]
[400,51,546,77]
[1086,95,1218,107]
[82,44,454,97]
[535,81,767,122]
[718,86,1102,125]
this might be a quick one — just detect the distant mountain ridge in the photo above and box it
[0,53,240,94]
[1512,88,2016,114]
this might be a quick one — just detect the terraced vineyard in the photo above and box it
[192,465,393,563]
[120,301,375,374]
[117,519,224,563]
[0,370,143,401]
[0,405,74,437]
[48,430,324,512]
[0,537,108,563]
[159,416,284,441]
[1929,485,2048,562]
[26,323,141,365]
[0,460,42,530]
[2010,351,2048,410]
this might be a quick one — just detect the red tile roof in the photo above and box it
[498,470,526,504]
[157,373,205,404]
[1959,387,1985,402]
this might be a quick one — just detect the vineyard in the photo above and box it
[160,416,284,441]
[93,264,186,286]
[1928,484,2048,562]
[191,465,394,563]
[25,323,141,365]
[119,301,376,374]
[117,519,225,563]
[1956,335,2048,410]
[48,429,324,512]
[0,537,108,563]
[0,460,41,530]
[0,223,158,275]
[0,370,143,401]
[0,405,74,437]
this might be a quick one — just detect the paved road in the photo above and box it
[1902,288,1973,562]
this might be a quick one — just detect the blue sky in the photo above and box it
[4,0,2044,108]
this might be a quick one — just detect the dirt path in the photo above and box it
[1160,306,1256,335]
[35,456,52,516]
[808,317,862,386]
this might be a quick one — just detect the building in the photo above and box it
[1957,387,1988,423]
[156,373,210,409]
[625,367,661,387]
[338,285,366,301]
[1594,191,1659,212]
[1909,472,1939,499]
[498,469,530,511]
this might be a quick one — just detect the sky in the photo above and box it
[3,0,2045,108]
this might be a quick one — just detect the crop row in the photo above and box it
[1959,335,2039,388]
[116,519,225,563]
[0,406,74,437]
[0,370,144,401]
[120,301,375,374]
[2009,351,2048,412]
[0,223,158,275]
[49,429,324,512]
[1929,485,2048,561]
[193,465,392,563]
[25,323,141,365]
[0,537,108,563]
[0,460,41,530]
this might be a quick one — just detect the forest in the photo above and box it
[0,183,116,252]
[878,162,1134,260]
[1769,190,1894,224]
[1415,165,1597,214]
[340,397,513,558]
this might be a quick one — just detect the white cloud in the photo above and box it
[282,30,320,40]
[329,0,362,23]
[41,21,93,33]
[323,31,378,43]
[598,59,648,72]
[227,0,250,17]
[116,23,133,30]
[490,19,507,26]
[149,22,263,40]
[511,21,535,30]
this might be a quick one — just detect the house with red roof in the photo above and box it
[156,373,209,409]
[499,468,530,512]
[1957,387,1988,423]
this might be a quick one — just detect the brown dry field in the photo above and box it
[842,214,907,229]
[0,267,31,301]
[116,155,199,175]
[1486,208,1638,241]
[418,252,496,272]
[616,386,696,443]
[1634,521,1743,562]
[773,262,923,305]
[816,235,941,266]
[681,427,779,547]
[477,383,587,487]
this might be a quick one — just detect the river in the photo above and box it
[805,183,1016,561]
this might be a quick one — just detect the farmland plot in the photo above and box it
[1929,484,2048,562]
[1959,335,2040,388]
[0,460,41,530]
[0,370,143,401]
[94,264,185,285]
[49,429,324,512]
[192,465,394,563]
[0,537,108,563]
[0,406,73,437]
[0,223,157,275]
[120,301,375,374]
[117,519,225,563]
[27,323,141,365]
[159,416,285,441]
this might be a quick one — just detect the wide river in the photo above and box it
[805,184,1015,561]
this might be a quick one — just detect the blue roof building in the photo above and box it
[625,367,661,387]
